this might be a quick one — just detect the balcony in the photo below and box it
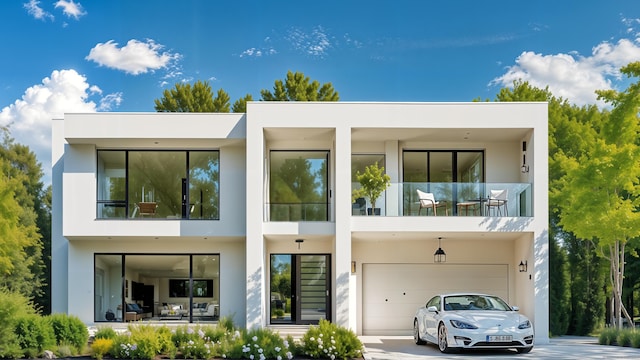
[352,182,532,217]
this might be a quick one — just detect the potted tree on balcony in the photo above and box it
[352,162,391,215]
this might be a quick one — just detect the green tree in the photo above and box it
[232,94,253,113]
[0,155,42,298]
[212,88,231,113]
[495,81,577,334]
[260,71,339,101]
[155,80,221,112]
[553,62,640,328]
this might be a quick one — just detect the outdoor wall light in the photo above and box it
[434,237,446,263]
[521,141,530,173]
[295,238,304,249]
[519,260,528,273]
[351,261,356,273]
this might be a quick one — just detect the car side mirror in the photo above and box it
[511,306,520,311]
[427,306,438,312]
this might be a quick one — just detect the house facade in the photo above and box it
[51,102,549,344]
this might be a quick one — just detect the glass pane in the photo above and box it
[95,254,122,321]
[269,151,328,221]
[191,255,220,320]
[403,152,428,215]
[456,152,483,201]
[300,255,327,322]
[270,255,292,322]
[128,151,185,218]
[189,151,220,220]
[97,151,126,219]
[351,154,385,215]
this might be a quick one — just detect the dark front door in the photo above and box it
[270,254,330,325]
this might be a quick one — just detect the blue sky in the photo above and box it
[1,0,640,183]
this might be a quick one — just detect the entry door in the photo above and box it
[270,254,330,325]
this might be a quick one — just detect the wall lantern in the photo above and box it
[351,261,356,273]
[519,260,528,273]
[521,141,530,173]
[295,238,304,250]
[434,237,446,263]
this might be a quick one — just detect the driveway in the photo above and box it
[360,336,640,359]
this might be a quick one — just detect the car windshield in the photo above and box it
[443,295,512,311]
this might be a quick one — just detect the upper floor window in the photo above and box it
[269,150,329,221]
[97,150,219,220]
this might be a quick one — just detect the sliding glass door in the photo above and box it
[403,150,484,215]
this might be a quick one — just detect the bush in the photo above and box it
[0,288,37,358]
[222,328,295,360]
[50,313,89,352]
[91,338,113,360]
[598,327,618,345]
[617,329,633,347]
[128,324,163,360]
[301,319,363,360]
[630,331,640,348]
[14,314,56,358]
[94,326,118,340]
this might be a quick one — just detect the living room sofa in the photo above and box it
[125,303,152,321]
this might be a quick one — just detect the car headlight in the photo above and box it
[518,320,532,329]
[450,319,478,329]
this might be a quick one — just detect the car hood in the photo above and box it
[449,311,527,328]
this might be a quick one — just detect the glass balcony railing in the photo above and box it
[352,182,532,217]
[266,203,330,222]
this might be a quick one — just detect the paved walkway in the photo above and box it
[360,336,640,359]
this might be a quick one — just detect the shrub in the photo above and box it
[217,315,235,332]
[14,314,56,358]
[94,326,118,340]
[128,324,163,360]
[223,328,295,360]
[617,329,633,347]
[598,327,618,345]
[50,313,89,352]
[91,338,113,360]
[630,331,640,348]
[301,319,363,360]
[0,288,37,358]
[56,343,74,357]
[112,334,138,359]
[154,325,176,356]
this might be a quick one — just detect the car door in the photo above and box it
[424,296,441,340]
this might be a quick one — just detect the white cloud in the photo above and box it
[286,26,332,57]
[23,0,54,21]
[491,36,640,107]
[0,69,119,183]
[54,0,86,20]
[86,39,181,75]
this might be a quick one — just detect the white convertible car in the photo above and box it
[413,293,534,354]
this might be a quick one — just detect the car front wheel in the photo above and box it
[438,323,457,353]
[517,346,533,354]
[414,319,425,345]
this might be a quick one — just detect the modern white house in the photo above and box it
[51,101,549,344]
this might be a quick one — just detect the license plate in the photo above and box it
[487,335,512,342]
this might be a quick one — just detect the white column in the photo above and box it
[245,111,265,329]
[334,124,354,329]
[385,140,399,216]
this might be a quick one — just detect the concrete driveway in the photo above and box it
[360,336,640,359]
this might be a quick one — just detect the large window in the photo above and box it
[269,151,329,221]
[94,254,220,323]
[97,150,219,219]
[403,150,484,215]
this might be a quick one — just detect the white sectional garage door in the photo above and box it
[362,263,509,335]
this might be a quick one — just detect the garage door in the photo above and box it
[362,263,508,335]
